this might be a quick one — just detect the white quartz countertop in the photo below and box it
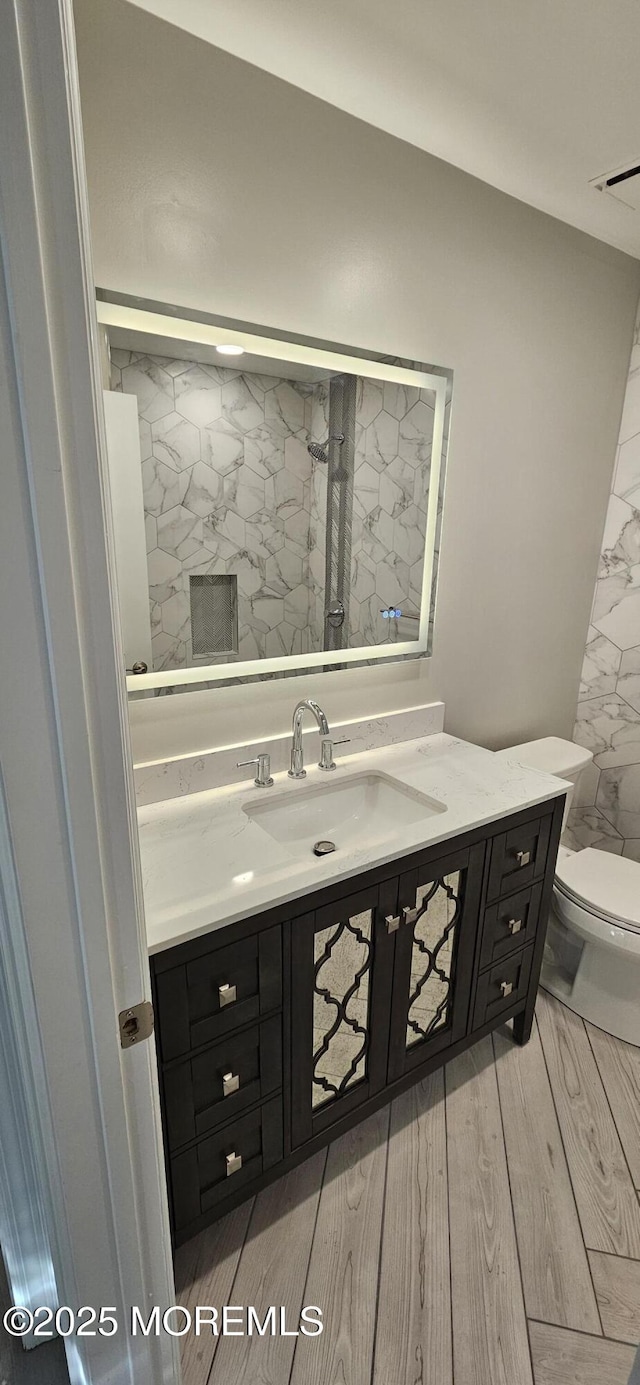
[138,733,567,955]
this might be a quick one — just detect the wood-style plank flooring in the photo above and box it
[176,992,640,1385]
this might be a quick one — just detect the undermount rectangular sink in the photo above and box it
[243,772,446,859]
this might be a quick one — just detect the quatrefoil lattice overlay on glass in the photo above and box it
[406,871,462,1047]
[312,910,373,1109]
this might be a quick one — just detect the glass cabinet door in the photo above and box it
[290,879,397,1148]
[312,907,372,1108]
[387,843,485,1082]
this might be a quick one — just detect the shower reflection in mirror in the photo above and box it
[98,295,451,694]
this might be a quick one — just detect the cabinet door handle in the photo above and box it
[508,918,523,935]
[219,982,237,1008]
[225,1151,242,1176]
[222,1071,240,1097]
[515,850,531,868]
[500,979,514,997]
[385,914,400,933]
[402,905,419,926]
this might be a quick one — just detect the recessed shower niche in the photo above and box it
[98,294,452,693]
[189,574,238,659]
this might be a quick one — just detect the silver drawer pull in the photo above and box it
[225,1151,242,1177]
[515,850,531,868]
[508,918,523,935]
[385,914,400,933]
[500,980,514,998]
[218,982,237,1008]
[222,1071,240,1097]
[402,905,419,926]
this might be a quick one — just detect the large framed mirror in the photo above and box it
[97,293,451,694]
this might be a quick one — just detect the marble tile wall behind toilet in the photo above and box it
[571,304,640,860]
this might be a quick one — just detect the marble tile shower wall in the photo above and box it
[349,378,433,648]
[110,353,435,670]
[110,351,319,670]
[570,307,640,861]
[306,377,434,650]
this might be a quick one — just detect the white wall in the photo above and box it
[75,0,640,763]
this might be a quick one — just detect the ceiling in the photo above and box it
[126,0,640,258]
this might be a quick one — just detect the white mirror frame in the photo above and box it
[96,301,448,693]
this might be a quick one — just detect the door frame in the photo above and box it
[0,2,179,1381]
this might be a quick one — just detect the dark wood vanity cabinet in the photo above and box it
[151,796,564,1246]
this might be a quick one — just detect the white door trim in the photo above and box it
[0,772,61,1344]
[0,1,180,1381]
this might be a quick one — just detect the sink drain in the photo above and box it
[313,839,336,856]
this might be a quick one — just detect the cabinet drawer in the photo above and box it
[479,882,543,970]
[155,925,281,1061]
[487,814,552,900]
[472,945,534,1029]
[163,1016,282,1151]
[170,1097,283,1232]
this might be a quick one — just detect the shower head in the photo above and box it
[307,432,345,464]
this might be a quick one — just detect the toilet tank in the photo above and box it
[495,737,594,827]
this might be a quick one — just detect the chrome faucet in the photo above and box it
[288,699,330,779]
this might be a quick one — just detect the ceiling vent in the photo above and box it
[590,160,640,211]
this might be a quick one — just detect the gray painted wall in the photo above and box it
[75,0,640,761]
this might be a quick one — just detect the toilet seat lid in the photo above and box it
[555,847,640,933]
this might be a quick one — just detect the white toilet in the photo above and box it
[496,737,640,1047]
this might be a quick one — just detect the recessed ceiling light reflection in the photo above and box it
[232,871,254,885]
[216,344,244,356]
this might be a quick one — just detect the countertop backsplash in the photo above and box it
[133,701,445,806]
